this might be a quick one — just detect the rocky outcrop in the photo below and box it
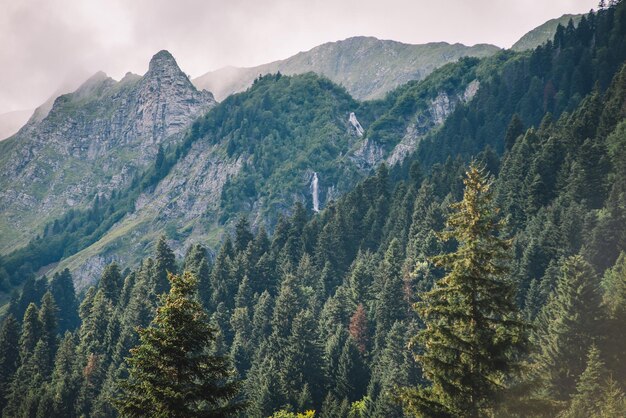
[387,80,480,165]
[62,142,242,289]
[349,112,365,137]
[0,50,216,253]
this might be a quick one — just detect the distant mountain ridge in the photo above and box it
[0,110,32,141]
[193,37,499,101]
[512,13,583,51]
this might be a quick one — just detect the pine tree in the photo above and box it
[49,269,79,333]
[401,163,527,418]
[235,216,254,254]
[505,114,525,150]
[153,235,176,295]
[279,309,324,408]
[46,332,79,418]
[20,303,41,362]
[348,304,369,354]
[534,255,603,401]
[561,345,605,418]
[99,263,123,304]
[38,291,59,371]
[601,252,626,382]
[184,244,212,308]
[114,272,243,417]
[368,321,418,418]
[597,377,626,418]
[336,336,368,402]
[0,315,20,410]
[373,238,407,350]
[75,289,114,417]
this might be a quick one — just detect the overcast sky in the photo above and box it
[0,0,598,114]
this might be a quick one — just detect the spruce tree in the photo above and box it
[49,269,79,333]
[0,315,20,411]
[114,272,243,417]
[184,244,212,308]
[534,255,603,400]
[153,235,176,295]
[561,345,606,418]
[401,163,527,418]
[38,291,59,370]
[46,332,79,418]
[235,216,254,254]
[20,303,41,362]
[99,263,123,304]
[505,114,525,150]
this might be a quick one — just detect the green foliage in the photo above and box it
[3,4,626,418]
[401,164,528,418]
[114,272,243,417]
[533,255,603,401]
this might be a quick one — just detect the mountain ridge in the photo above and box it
[0,50,216,254]
[193,36,499,101]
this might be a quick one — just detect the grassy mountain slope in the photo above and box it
[512,13,583,51]
[193,36,499,101]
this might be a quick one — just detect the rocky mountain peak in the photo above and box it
[71,71,115,99]
[147,50,186,78]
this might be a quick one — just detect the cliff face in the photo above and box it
[0,50,216,253]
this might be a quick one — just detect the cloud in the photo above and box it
[0,0,598,113]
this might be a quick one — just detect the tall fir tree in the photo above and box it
[20,303,41,362]
[49,269,79,333]
[0,315,20,411]
[98,263,124,305]
[114,272,243,417]
[533,255,603,401]
[37,291,59,371]
[401,163,527,418]
[153,235,176,295]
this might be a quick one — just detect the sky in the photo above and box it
[0,0,598,114]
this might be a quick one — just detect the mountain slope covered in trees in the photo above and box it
[1,2,626,418]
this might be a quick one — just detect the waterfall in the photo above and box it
[312,172,320,212]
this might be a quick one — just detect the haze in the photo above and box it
[0,0,598,114]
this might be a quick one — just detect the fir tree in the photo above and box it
[153,235,176,295]
[114,272,243,417]
[184,244,212,308]
[505,114,525,150]
[49,269,79,333]
[46,332,79,418]
[560,345,605,418]
[235,216,254,254]
[99,263,123,304]
[0,315,20,411]
[38,291,59,370]
[20,303,41,362]
[534,255,603,401]
[401,163,527,418]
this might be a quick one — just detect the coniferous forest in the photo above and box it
[1,2,626,418]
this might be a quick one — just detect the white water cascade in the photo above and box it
[312,172,320,212]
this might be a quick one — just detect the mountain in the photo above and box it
[2,4,626,417]
[55,60,482,287]
[192,36,499,101]
[511,13,583,51]
[0,50,216,254]
[0,109,32,140]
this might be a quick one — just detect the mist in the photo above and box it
[0,0,598,114]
